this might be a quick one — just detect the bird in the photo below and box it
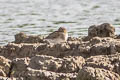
[45,27,68,44]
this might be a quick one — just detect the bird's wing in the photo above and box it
[45,31,61,39]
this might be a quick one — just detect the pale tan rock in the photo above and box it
[10,55,85,79]
[0,69,6,77]
[29,55,85,73]
[0,43,44,59]
[0,76,16,80]
[61,56,85,73]
[0,56,11,77]
[26,67,77,80]
[76,67,120,80]
[85,53,120,75]
[29,55,63,72]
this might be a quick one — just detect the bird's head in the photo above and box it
[58,27,67,33]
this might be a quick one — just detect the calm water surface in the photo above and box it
[0,0,120,45]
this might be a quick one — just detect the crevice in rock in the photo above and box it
[7,62,14,78]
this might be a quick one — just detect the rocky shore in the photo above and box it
[0,23,120,80]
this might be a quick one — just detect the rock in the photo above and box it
[26,68,77,80]
[115,42,120,53]
[37,42,80,58]
[14,32,27,43]
[67,37,82,42]
[78,43,90,57]
[88,23,115,37]
[62,56,85,73]
[115,35,120,39]
[12,57,30,77]
[90,37,101,45]
[0,76,16,80]
[28,55,63,72]
[85,53,120,75]
[14,32,44,44]
[76,67,120,80]
[0,43,22,59]
[81,36,91,41]
[90,43,116,55]
[0,43,44,59]
[10,55,84,80]
[29,55,85,73]
[0,37,119,59]
[0,24,119,80]
[0,56,11,77]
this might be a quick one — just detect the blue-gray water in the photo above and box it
[0,0,120,45]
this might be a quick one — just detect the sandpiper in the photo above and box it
[45,27,68,44]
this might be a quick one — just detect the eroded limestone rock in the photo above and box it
[76,67,120,80]
[29,55,85,73]
[14,32,44,44]
[88,23,115,37]
[8,55,85,80]
[0,76,16,80]
[1,36,120,60]
[0,56,11,77]
[26,68,77,80]
[12,57,30,77]
[85,53,120,75]
[12,55,85,78]
[0,23,119,80]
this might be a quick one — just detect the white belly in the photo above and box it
[65,33,68,41]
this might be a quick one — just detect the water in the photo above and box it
[0,0,120,45]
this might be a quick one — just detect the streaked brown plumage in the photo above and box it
[45,27,68,43]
